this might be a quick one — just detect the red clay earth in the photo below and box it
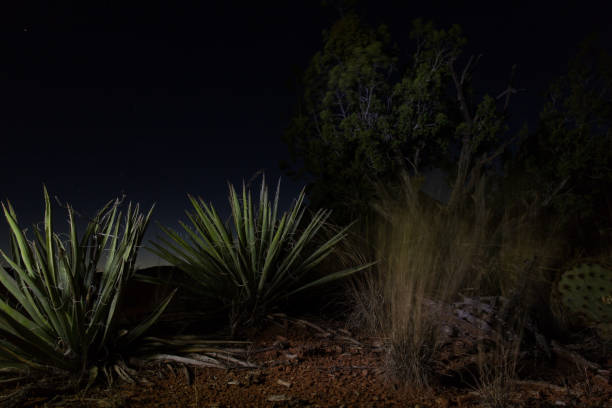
[2,315,611,408]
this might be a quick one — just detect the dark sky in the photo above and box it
[1,2,609,267]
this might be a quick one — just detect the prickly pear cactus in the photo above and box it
[557,264,612,338]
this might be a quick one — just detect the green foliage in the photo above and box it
[519,35,612,237]
[285,13,514,220]
[471,95,508,149]
[0,187,173,379]
[558,264,612,324]
[284,14,399,219]
[149,177,374,334]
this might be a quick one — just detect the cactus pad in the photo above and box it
[557,264,612,324]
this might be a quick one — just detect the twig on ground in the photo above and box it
[550,340,600,371]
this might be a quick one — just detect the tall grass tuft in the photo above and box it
[474,335,522,408]
[350,172,562,390]
[375,176,487,387]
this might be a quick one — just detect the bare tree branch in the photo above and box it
[496,64,526,112]
[541,177,569,207]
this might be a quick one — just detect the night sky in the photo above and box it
[1,2,610,267]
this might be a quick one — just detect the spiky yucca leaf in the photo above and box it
[0,187,173,379]
[149,178,374,331]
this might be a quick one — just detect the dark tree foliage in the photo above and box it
[283,12,517,222]
[518,35,612,247]
[284,14,409,220]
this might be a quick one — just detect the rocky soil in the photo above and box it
[2,314,611,408]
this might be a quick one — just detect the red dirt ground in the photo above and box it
[3,315,611,408]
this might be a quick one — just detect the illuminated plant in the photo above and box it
[150,177,374,333]
[558,264,612,326]
[0,187,174,382]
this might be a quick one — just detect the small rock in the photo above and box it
[592,374,609,387]
[245,370,264,385]
[277,379,292,388]
[274,336,289,349]
[436,397,450,408]
[267,394,290,402]
[554,401,566,406]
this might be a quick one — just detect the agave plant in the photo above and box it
[149,178,374,333]
[0,187,175,382]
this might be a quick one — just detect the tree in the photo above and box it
[518,35,612,247]
[283,12,519,221]
[284,13,403,221]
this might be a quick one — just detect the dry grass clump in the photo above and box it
[474,336,522,408]
[380,185,487,386]
[348,173,563,393]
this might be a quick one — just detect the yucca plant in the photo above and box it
[149,177,374,334]
[0,187,175,383]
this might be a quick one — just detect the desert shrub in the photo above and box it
[0,187,174,384]
[350,172,562,388]
[149,177,374,335]
[364,174,488,387]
